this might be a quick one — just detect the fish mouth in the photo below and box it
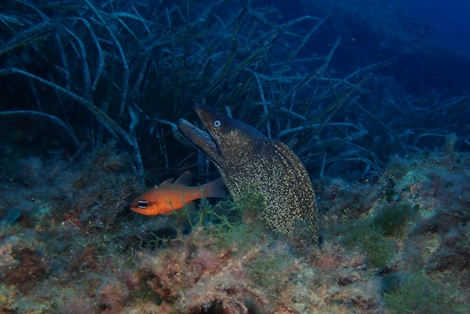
[177,118,222,158]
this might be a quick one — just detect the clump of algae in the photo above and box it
[332,219,395,268]
[384,272,463,314]
[373,202,416,238]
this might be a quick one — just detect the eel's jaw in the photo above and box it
[177,118,222,160]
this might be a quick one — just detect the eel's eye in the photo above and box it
[213,120,221,128]
[137,200,148,209]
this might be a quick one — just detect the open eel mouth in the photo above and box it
[177,118,222,158]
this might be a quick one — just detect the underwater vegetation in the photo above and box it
[1,131,470,313]
[0,0,470,313]
[1,0,468,182]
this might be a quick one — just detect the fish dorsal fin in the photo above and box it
[160,178,175,186]
[174,171,192,186]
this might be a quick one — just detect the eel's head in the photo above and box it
[177,104,266,166]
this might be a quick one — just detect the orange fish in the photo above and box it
[130,171,226,216]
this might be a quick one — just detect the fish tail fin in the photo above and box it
[204,177,227,198]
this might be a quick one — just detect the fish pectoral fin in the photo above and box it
[164,196,182,211]
[174,171,193,186]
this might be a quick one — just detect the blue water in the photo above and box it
[395,0,470,55]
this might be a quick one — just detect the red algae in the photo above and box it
[0,138,469,313]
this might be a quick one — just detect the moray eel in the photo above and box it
[177,105,318,245]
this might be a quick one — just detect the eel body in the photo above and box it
[178,105,318,244]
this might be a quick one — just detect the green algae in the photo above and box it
[384,273,463,314]
[373,203,416,238]
[335,219,395,268]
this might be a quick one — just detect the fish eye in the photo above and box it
[137,200,148,209]
[213,120,221,128]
